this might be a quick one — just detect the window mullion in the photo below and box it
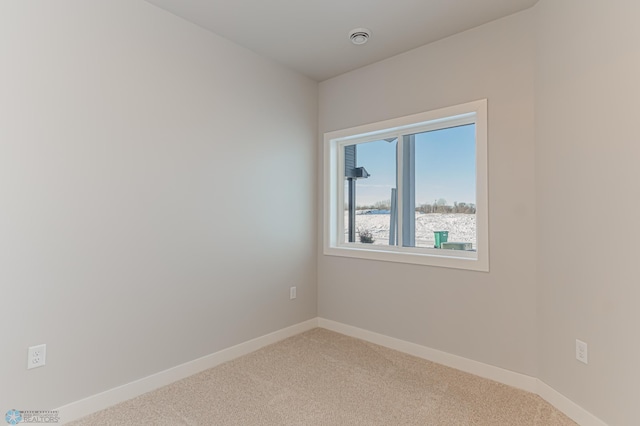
[396,133,404,248]
[337,143,346,244]
[402,134,416,247]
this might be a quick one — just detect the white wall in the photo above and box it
[318,10,538,376]
[0,1,317,410]
[535,1,640,425]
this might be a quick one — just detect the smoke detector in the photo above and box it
[349,28,371,45]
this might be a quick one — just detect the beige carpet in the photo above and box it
[69,328,576,425]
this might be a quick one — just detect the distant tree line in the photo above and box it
[416,201,476,214]
[356,199,392,210]
[356,198,476,214]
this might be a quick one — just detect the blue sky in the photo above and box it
[350,124,476,207]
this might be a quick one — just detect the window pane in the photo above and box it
[343,139,397,246]
[326,99,487,270]
[412,124,476,249]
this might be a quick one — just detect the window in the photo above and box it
[323,99,488,271]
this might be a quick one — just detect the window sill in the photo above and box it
[323,244,489,272]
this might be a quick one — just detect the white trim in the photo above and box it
[56,317,609,426]
[318,318,609,426]
[325,103,480,141]
[474,100,489,271]
[56,319,318,424]
[317,318,537,392]
[536,380,609,426]
[324,245,483,270]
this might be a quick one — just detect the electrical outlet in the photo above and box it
[28,344,46,369]
[290,286,297,300]
[576,339,588,364]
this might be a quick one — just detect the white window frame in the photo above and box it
[323,99,489,272]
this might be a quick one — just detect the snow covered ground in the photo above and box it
[348,212,476,248]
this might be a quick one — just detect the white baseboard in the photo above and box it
[317,318,538,393]
[57,317,608,426]
[318,318,609,426]
[56,318,318,424]
[536,380,608,426]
